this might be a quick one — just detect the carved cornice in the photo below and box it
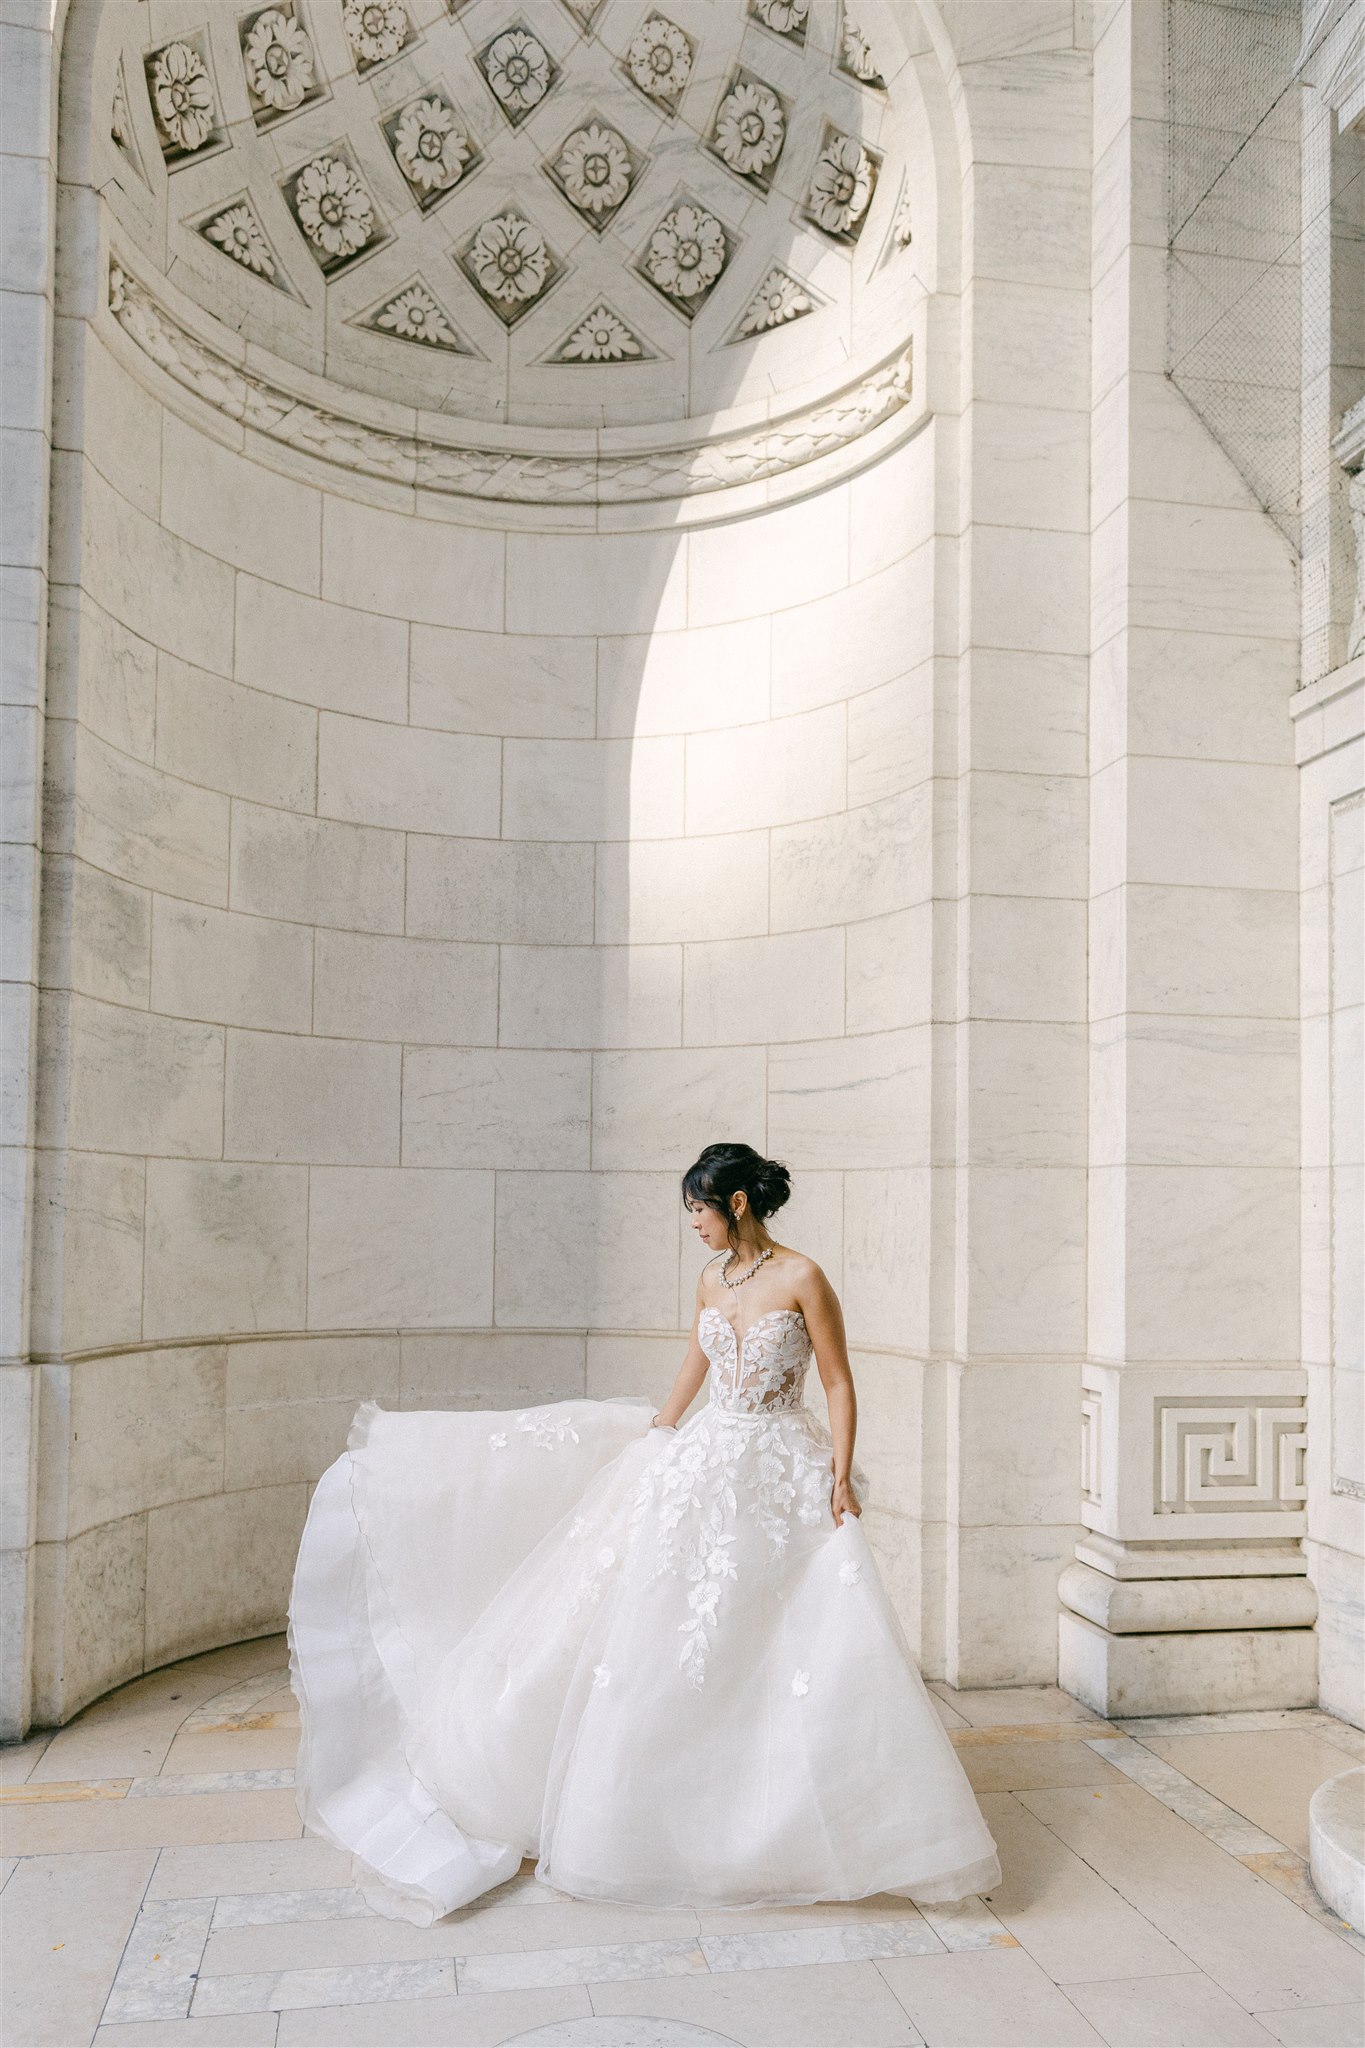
[108,259,915,507]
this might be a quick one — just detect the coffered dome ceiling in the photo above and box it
[98,0,930,435]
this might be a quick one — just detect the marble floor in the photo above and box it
[2,1640,1362,2048]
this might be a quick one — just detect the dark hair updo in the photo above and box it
[681,1142,792,1245]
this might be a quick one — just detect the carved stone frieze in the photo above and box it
[107,258,916,506]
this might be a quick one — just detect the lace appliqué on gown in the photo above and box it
[626,1308,833,1689]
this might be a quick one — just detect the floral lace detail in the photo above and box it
[625,1403,832,1690]
[700,1308,811,1415]
[518,1409,581,1450]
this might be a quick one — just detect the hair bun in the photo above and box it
[753,1156,792,1215]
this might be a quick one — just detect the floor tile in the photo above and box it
[1,1777,132,1804]
[148,1838,352,1900]
[211,1886,372,1928]
[961,1740,1121,1793]
[1137,1731,1358,1858]
[1254,2004,1365,2046]
[700,1918,943,1970]
[161,1730,301,1775]
[915,1896,1018,1951]
[502,2022,738,2046]
[977,1793,1191,1984]
[931,1685,1109,1730]
[1088,1740,1286,1854]
[0,1845,157,2048]
[277,1986,594,2044]
[590,1959,926,2045]
[1018,1783,1363,2013]
[1065,1969,1278,2045]
[0,1734,52,1785]
[95,2020,281,2046]
[193,1959,456,2015]
[695,1893,934,1934]
[1238,1851,1365,1952]
[457,1939,709,1993]
[105,1900,216,2023]
[130,1773,297,1799]
[877,1945,1104,2045]
[1,1789,303,1855]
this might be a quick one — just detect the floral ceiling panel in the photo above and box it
[105,0,923,432]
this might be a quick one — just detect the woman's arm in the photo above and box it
[800,1264,861,1524]
[650,1285,712,1428]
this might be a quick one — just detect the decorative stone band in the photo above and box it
[107,257,915,508]
[1156,1398,1308,1515]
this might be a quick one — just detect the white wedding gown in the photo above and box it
[288,1306,1001,1924]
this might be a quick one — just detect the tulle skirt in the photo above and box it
[288,1395,1001,1925]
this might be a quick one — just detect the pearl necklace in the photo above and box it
[720,1247,773,1289]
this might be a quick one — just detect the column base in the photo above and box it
[1309,1769,1364,1934]
[1058,1610,1318,1717]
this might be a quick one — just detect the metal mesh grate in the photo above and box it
[1166,0,1361,555]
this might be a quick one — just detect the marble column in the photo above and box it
[1059,0,1311,1717]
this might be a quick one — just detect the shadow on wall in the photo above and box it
[18,0,942,1731]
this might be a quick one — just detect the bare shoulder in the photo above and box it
[778,1250,832,1297]
[694,1252,729,1305]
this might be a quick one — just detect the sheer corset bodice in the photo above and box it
[699,1305,812,1415]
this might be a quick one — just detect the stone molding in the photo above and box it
[1079,1365,1309,1545]
[106,256,917,510]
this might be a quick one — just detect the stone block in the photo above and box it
[590,1047,765,1171]
[846,672,934,809]
[683,927,845,1047]
[595,832,769,946]
[1309,1770,1364,1934]
[685,704,846,836]
[312,930,497,1046]
[769,1028,931,1170]
[951,1522,1079,1688]
[964,1020,1088,1165]
[62,1346,226,1540]
[966,770,1088,899]
[494,1170,679,1329]
[40,855,151,1007]
[1058,1610,1318,1717]
[688,488,849,627]
[229,801,405,934]
[150,898,314,1034]
[410,622,595,739]
[306,1167,495,1328]
[1059,1561,1318,1632]
[505,529,686,636]
[161,414,320,593]
[406,835,594,946]
[501,736,683,842]
[771,551,935,717]
[400,1330,586,1409]
[76,459,234,674]
[143,1160,308,1340]
[227,1332,399,1408]
[225,1031,401,1166]
[73,729,229,906]
[155,657,317,813]
[29,1148,144,1356]
[144,1482,309,1670]
[770,788,930,931]
[64,994,223,1158]
[234,574,407,719]
[317,714,501,836]
[58,593,156,761]
[498,943,681,1050]
[321,498,504,631]
[31,1512,145,1725]
[597,617,769,738]
[962,1165,1087,1356]
[842,1168,933,1353]
[845,903,935,1033]
[403,1047,591,1170]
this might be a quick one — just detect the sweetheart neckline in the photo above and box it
[699,1305,808,1353]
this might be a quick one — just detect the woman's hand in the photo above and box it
[831,1475,861,1525]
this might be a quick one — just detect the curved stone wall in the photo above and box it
[31,197,942,1715]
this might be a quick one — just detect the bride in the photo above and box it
[288,1141,1001,1924]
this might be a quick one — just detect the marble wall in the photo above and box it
[25,243,958,1716]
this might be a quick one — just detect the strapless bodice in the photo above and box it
[698,1306,812,1416]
